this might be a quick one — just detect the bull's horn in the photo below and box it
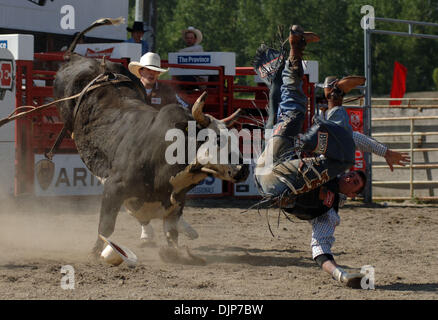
[192,92,210,127]
[65,17,125,57]
[201,167,218,175]
[222,108,245,128]
[94,17,125,26]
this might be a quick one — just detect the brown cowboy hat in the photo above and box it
[337,76,366,94]
[323,76,366,98]
[290,25,320,43]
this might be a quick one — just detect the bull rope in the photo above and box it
[0,74,131,129]
[0,73,132,159]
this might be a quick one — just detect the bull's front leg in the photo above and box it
[91,179,125,257]
[159,206,206,266]
[140,222,155,242]
[163,210,180,248]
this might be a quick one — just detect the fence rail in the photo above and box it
[370,97,438,201]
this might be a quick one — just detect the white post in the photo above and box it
[135,0,144,22]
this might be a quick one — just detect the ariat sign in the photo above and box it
[34,154,104,196]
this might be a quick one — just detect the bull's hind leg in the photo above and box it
[91,179,125,257]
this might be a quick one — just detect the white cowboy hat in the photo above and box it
[128,52,168,78]
[182,26,203,45]
[99,235,138,267]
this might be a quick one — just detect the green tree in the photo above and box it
[433,68,438,89]
[132,0,438,93]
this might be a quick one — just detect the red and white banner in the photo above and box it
[346,108,366,171]
[0,60,13,90]
[85,47,114,59]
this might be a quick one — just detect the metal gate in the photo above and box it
[363,16,438,202]
[370,97,438,201]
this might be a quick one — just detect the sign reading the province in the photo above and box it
[177,55,211,64]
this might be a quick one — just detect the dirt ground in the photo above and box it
[0,196,437,300]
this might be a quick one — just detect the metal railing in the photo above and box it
[369,97,438,201]
[363,16,438,203]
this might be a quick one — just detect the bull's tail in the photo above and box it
[64,17,125,58]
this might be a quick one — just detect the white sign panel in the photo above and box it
[0,48,16,127]
[34,154,222,197]
[187,176,223,195]
[0,48,15,197]
[303,60,319,83]
[0,35,34,61]
[34,154,103,196]
[0,143,14,197]
[168,52,236,76]
[0,0,128,41]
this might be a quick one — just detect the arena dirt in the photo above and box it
[0,197,437,300]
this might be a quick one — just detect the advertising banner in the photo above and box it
[34,154,223,197]
[346,108,366,171]
[187,176,223,195]
[168,52,236,76]
[34,154,103,196]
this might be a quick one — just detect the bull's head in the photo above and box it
[192,92,249,183]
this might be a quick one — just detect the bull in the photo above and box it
[53,18,249,258]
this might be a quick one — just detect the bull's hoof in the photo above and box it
[158,246,206,266]
[88,246,102,262]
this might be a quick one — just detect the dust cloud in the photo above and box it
[0,197,100,264]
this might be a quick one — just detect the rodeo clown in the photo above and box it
[253,25,409,287]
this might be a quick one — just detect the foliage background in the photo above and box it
[128,0,438,94]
